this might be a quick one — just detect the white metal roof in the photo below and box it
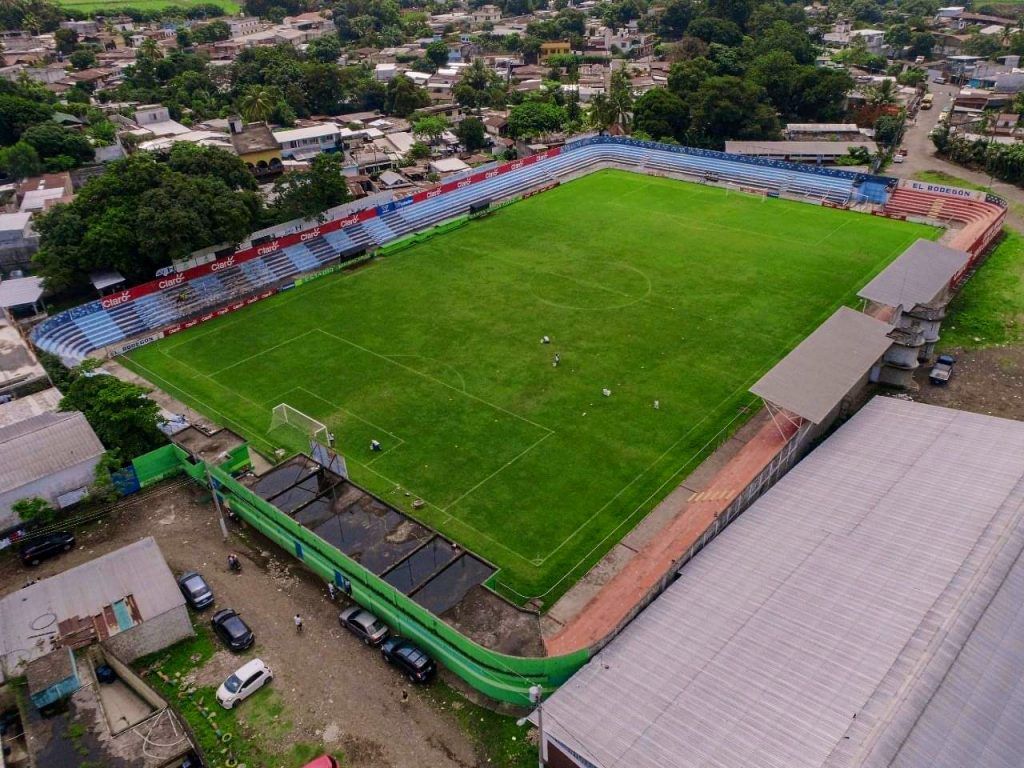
[0,537,185,676]
[0,411,104,495]
[858,239,971,309]
[272,122,341,143]
[749,307,893,424]
[0,387,62,428]
[0,276,43,308]
[539,397,1024,768]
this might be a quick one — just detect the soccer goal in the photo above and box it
[268,403,349,476]
[269,403,330,454]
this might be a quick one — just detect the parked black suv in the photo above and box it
[380,637,436,684]
[19,532,75,566]
[211,609,255,651]
[177,571,215,610]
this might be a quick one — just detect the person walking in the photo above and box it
[327,582,337,601]
[553,353,560,367]
[294,614,303,633]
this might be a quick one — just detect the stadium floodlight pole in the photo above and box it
[206,464,229,541]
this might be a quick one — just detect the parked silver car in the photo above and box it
[338,606,389,646]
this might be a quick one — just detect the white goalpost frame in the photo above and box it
[270,403,331,447]
[269,403,349,478]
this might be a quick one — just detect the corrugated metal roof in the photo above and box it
[857,239,971,309]
[0,537,185,676]
[0,387,62,428]
[749,308,893,423]
[539,398,1024,768]
[725,140,876,156]
[0,411,105,495]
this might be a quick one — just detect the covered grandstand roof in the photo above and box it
[537,397,1024,768]
[749,307,892,424]
[857,239,971,309]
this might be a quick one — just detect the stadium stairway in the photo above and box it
[285,244,320,272]
[306,237,336,263]
[241,259,273,286]
[322,229,357,253]
[360,217,396,245]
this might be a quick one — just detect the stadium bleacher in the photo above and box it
[35,137,987,363]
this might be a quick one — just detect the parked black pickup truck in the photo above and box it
[929,354,956,385]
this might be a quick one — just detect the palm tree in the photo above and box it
[866,79,899,108]
[238,86,275,124]
[138,38,161,61]
[608,69,634,132]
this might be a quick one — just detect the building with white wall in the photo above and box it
[0,412,104,528]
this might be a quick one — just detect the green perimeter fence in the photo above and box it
[133,443,588,704]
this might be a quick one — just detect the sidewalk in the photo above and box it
[544,411,799,655]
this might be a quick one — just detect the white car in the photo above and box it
[216,658,273,709]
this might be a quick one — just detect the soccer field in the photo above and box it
[125,170,935,607]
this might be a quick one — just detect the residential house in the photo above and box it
[472,4,502,25]
[0,213,38,273]
[0,411,104,526]
[228,116,283,175]
[131,104,189,138]
[540,41,572,59]
[273,122,343,159]
[229,16,262,37]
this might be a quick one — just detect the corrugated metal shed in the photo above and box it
[0,411,104,496]
[857,239,971,309]
[0,537,185,676]
[749,307,892,424]
[539,398,1024,768]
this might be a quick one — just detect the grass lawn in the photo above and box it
[52,0,239,13]
[943,230,1024,348]
[136,626,336,768]
[911,170,991,192]
[125,169,934,607]
[911,169,1024,220]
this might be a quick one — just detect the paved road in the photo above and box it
[887,82,1024,232]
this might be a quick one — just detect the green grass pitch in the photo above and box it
[52,0,239,12]
[124,170,936,608]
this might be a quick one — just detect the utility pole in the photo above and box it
[530,685,544,768]
[206,464,229,541]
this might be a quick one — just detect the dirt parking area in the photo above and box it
[0,479,508,768]
[911,344,1024,421]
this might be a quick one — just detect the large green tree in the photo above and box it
[455,117,488,151]
[59,363,166,460]
[268,153,350,224]
[384,75,430,117]
[633,88,689,142]
[33,152,260,292]
[0,141,42,179]
[689,75,780,148]
[21,123,94,167]
[425,40,449,71]
[508,100,567,138]
[0,94,54,145]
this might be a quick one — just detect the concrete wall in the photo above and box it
[98,647,167,710]
[0,457,103,528]
[103,606,193,663]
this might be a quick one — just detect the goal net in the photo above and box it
[269,403,330,456]
[268,403,349,476]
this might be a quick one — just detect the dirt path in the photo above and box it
[910,345,1024,420]
[0,480,481,768]
[889,83,1024,232]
